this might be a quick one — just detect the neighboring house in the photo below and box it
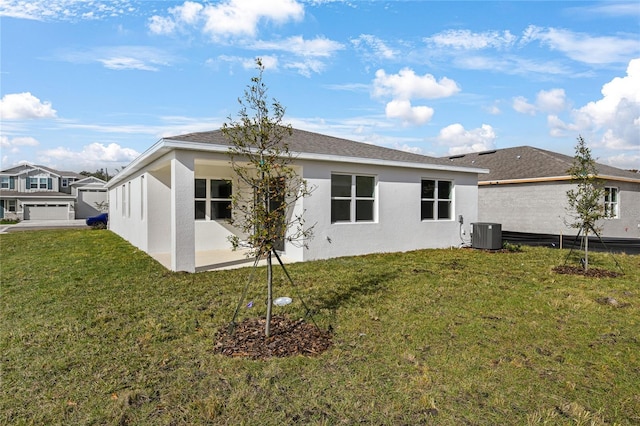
[71,176,110,218]
[106,128,488,272]
[0,164,107,220]
[446,146,640,240]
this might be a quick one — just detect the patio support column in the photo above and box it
[170,152,195,272]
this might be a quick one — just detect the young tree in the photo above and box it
[222,59,314,337]
[565,135,606,271]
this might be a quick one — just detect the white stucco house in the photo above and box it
[106,128,487,272]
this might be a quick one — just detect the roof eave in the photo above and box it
[480,174,640,185]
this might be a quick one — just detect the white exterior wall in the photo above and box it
[147,166,171,254]
[108,172,148,252]
[170,152,196,272]
[299,160,478,261]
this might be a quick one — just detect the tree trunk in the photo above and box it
[265,250,273,337]
[584,227,589,272]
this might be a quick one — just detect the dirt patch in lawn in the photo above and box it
[214,315,333,359]
[552,265,621,278]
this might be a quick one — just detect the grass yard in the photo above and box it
[1,229,639,425]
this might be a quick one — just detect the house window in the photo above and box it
[39,178,50,189]
[195,178,232,220]
[29,178,39,189]
[7,200,16,212]
[604,187,619,218]
[62,178,68,188]
[1,177,9,189]
[121,184,127,217]
[331,174,375,223]
[421,179,453,220]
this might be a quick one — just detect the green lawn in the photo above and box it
[1,229,638,425]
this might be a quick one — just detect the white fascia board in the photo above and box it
[106,139,172,188]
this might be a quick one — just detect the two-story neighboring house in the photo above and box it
[0,164,107,221]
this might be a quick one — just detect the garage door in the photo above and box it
[24,205,69,220]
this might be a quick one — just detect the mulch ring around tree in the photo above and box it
[552,265,622,278]
[214,315,333,360]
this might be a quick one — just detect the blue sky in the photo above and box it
[1,0,639,173]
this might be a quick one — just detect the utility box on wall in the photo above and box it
[472,222,502,250]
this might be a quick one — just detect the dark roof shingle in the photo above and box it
[168,128,458,168]
[445,146,639,182]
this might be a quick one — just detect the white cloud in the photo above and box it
[512,96,537,115]
[351,34,396,59]
[385,100,434,126]
[173,1,204,24]
[536,88,567,113]
[373,68,460,100]
[57,46,174,71]
[426,29,517,50]
[372,68,459,125]
[148,15,176,35]
[559,58,640,150]
[0,92,57,120]
[602,153,640,171]
[149,0,304,40]
[0,0,136,21]
[212,55,279,71]
[521,25,639,64]
[437,123,497,155]
[284,59,325,78]
[0,135,40,154]
[99,57,158,71]
[38,142,140,168]
[513,88,567,115]
[251,36,344,58]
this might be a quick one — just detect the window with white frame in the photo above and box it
[195,179,232,220]
[421,179,453,220]
[7,200,16,212]
[62,178,68,188]
[604,187,619,218]
[1,177,10,189]
[331,174,376,223]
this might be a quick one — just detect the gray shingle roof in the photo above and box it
[0,164,84,178]
[445,146,640,182]
[168,128,458,168]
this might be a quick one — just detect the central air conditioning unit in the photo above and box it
[472,222,502,250]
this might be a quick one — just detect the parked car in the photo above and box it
[86,212,108,227]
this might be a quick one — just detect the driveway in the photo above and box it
[0,219,88,234]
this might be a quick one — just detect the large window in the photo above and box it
[604,187,619,218]
[28,177,51,190]
[421,179,453,220]
[331,174,375,223]
[195,179,232,220]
